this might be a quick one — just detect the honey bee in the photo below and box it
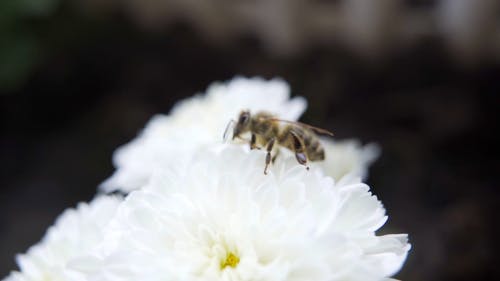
[224,110,333,174]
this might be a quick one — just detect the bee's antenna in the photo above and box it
[223,119,235,142]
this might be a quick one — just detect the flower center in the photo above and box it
[221,252,240,269]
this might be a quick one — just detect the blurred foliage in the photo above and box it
[0,0,59,91]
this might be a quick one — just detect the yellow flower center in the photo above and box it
[221,252,240,269]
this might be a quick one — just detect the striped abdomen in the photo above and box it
[302,130,325,161]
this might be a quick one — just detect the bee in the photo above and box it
[224,110,333,174]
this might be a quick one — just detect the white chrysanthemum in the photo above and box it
[77,145,409,281]
[316,138,380,182]
[3,196,122,281]
[101,77,307,193]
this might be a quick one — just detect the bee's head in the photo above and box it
[233,110,251,139]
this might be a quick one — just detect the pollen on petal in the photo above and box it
[221,252,240,269]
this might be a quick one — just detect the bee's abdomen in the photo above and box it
[306,139,325,161]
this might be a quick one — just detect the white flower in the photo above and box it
[316,138,380,182]
[101,77,307,193]
[77,144,409,281]
[3,196,122,281]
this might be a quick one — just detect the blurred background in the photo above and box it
[1,0,499,280]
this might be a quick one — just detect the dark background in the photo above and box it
[1,1,499,280]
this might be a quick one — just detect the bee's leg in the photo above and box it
[290,131,309,171]
[250,133,259,150]
[295,152,309,170]
[264,138,275,175]
[271,149,280,163]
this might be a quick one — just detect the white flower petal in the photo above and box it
[79,144,409,281]
[317,138,380,182]
[101,77,307,193]
[3,196,122,281]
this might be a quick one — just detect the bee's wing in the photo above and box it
[223,119,236,142]
[270,118,334,136]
